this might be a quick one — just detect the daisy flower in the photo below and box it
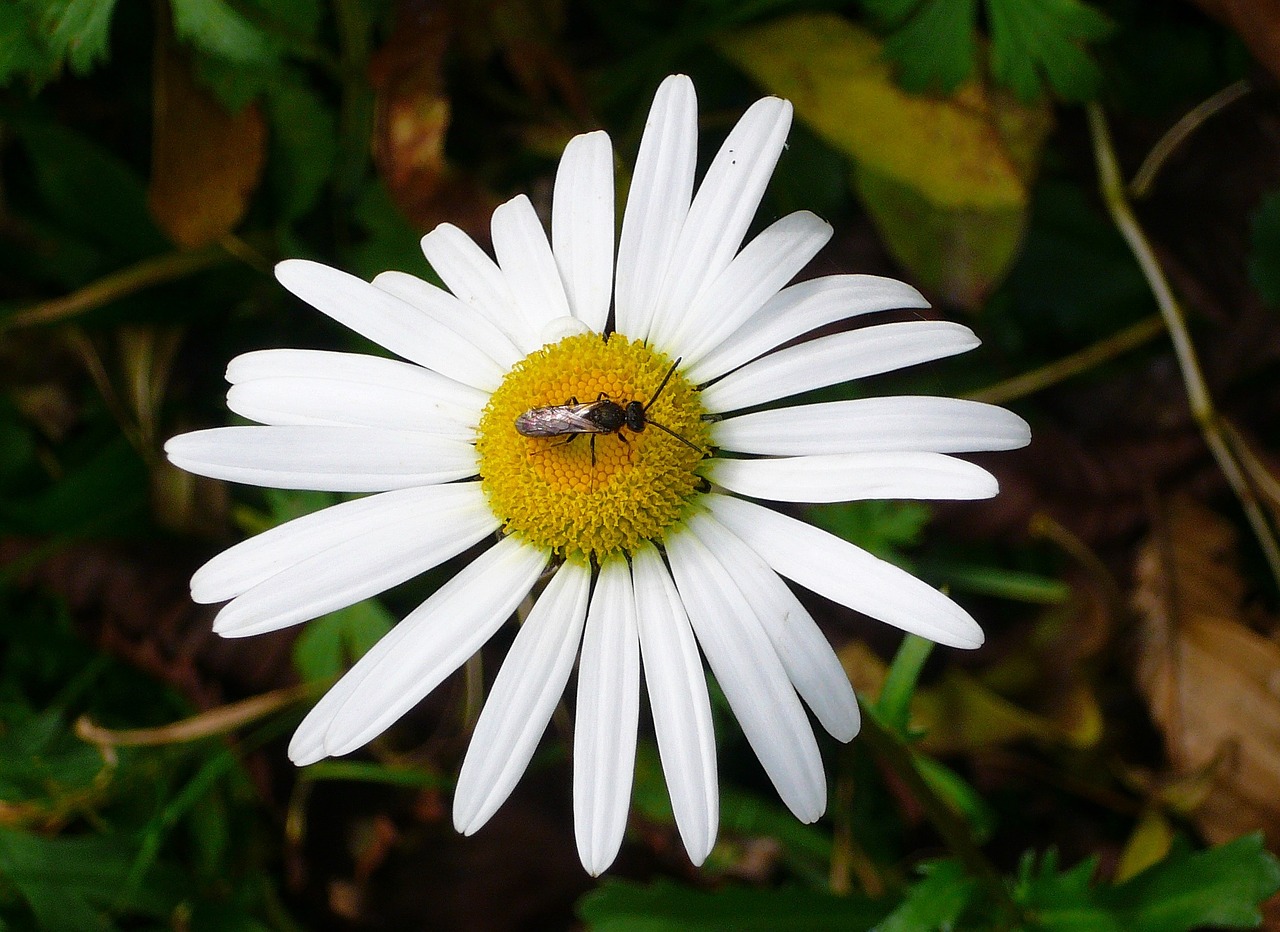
[165,74,1030,875]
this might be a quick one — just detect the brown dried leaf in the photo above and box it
[1132,496,1280,846]
[148,43,265,248]
[370,1,495,236]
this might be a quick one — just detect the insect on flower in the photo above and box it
[514,356,706,465]
[163,72,1032,877]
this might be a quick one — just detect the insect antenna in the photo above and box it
[639,358,707,456]
[645,417,707,456]
[642,358,682,413]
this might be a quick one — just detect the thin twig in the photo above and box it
[1,246,231,332]
[1087,103,1280,588]
[1221,420,1280,513]
[76,684,313,747]
[966,315,1163,405]
[1129,80,1251,200]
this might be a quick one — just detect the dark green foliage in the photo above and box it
[578,880,893,931]
[1013,838,1280,931]
[1250,190,1280,307]
[862,0,1113,100]
[579,840,1280,931]
[0,0,118,88]
[0,597,291,928]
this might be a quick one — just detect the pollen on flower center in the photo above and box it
[477,332,709,560]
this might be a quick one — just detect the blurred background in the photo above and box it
[3,0,1280,928]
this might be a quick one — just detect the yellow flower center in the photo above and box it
[477,332,709,561]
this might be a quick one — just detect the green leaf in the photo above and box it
[880,0,979,95]
[0,829,174,928]
[1002,181,1151,345]
[718,13,1052,308]
[9,118,168,264]
[985,0,1112,102]
[912,756,997,843]
[1249,189,1280,307]
[170,0,279,65]
[924,562,1071,604]
[718,785,833,877]
[1014,850,1121,932]
[25,0,119,74]
[874,859,979,932]
[348,180,434,281]
[578,880,891,931]
[263,80,337,221]
[806,500,931,566]
[292,600,395,683]
[300,760,448,789]
[0,436,149,536]
[0,0,118,87]
[0,707,107,802]
[0,6,55,87]
[234,488,337,534]
[1106,834,1280,932]
[1012,838,1280,932]
[875,634,933,732]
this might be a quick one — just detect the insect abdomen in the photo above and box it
[515,405,612,437]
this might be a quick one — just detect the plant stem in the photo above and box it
[965,314,1163,405]
[331,0,374,240]
[1087,103,1280,589]
[858,706,1023,925]
[75,684,314,747]
[1,246,230,332]
[1129,80,1250,200]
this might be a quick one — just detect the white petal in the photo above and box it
[453,559,591,835]
[419,223,538,351]
[164,426,478,491]
[492,194,572,339]
[705,452,999,504]
[574,555,640,876]
[615,74,697,340]
[700,321,980,414]
[666,525,827,823]
[632,542,718,864]
[224,349,488,420]
[191,482,488,604]
[707,494,985,649]
[372,271,524,369]
[274,260,504,390]
[712,397,1032,456]
[211,486,499,636]
[539,315,592,346]
[684,514,859,742]
[290,536,550,764]
[552,130,615,332]
[686,275,930,385]
[226,377,475,437]
[646,97,793,346]
[655,211,831,361]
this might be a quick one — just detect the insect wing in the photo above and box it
[515,402,610,437]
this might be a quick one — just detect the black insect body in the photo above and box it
[515,359,705,466]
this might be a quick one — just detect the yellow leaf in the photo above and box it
[717,13,1051,308]
[914,669,1100,754]
[1115,808,1175,882]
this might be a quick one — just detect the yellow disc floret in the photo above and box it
[477,332,708,560]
